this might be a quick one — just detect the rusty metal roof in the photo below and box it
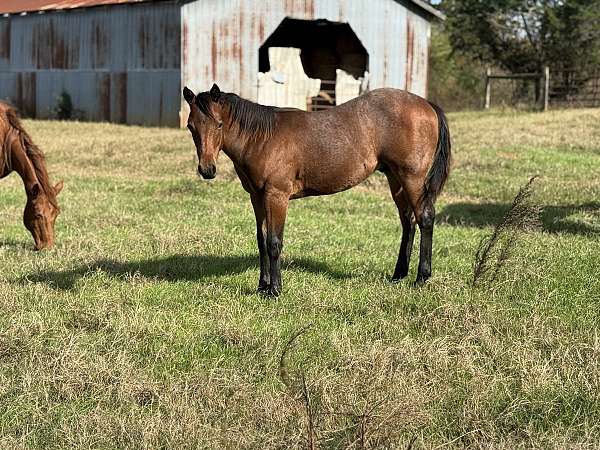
[0,0,444,20]
[0,0,155,15]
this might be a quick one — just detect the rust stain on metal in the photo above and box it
[16,74,22,112]
[99,73,110,121]
[258,18,265,42]
[110,72,127,123]
[139,18,147,68]
[158,87,163,125]
[94,21,109,68]
[17,73,36,117]
[283,0,294,16]
[238,8,245,89]
[282,0,314,18]
[50,18,67,69]
[182,20,188,68]
[0,21,11,60]
[211,22,217,81]
[117,72,127,123]
[219,21,231,62]
[406,20,414,91]
[306,0,315,19]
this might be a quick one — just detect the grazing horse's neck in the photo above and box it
[4,131,40,195]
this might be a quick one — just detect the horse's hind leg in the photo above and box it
[386,174,416,281]
[393,174,436,286]
[415,200,435,286]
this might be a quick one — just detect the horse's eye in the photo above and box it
[217,122,223,129]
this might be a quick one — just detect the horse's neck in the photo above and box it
[222,124,249,165]
[222,118,269,165]
[0,128,13,178]
[6,132,39,194]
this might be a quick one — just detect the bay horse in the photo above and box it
[0,102,63,250]
[183,84,451,296]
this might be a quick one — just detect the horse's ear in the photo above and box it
[210,83,221,102]
[30,183,41,198]
[183,86,195,105]
[54,180,64,195]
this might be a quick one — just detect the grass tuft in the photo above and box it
[473,176,542,287]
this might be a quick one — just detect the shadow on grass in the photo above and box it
[439,202,600,235]
[23,254,353,290]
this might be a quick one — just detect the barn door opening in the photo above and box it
[258,18,369,111]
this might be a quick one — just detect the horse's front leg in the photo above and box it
[250,193,269,293]
[263,189,289,297]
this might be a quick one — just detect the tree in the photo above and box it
[441,0,600,74]
[428,23,485,110]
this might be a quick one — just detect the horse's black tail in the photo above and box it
[423,101,452,205]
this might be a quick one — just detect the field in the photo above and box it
[1,108,599,449]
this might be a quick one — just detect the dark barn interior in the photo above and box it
[258,18,368,110]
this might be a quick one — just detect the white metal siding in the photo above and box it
[181,0,432,111]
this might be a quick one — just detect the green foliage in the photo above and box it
[54,91,73,120]
[441,0,600,73]
[428,23,485,110]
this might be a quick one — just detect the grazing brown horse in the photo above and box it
[183,84,451,296]
[0,103,63,250]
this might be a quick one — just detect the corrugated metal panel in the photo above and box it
[406,9,430,96]
[0,72,37,116]
[182,0,432,118]
[127,70,180,126]
[6,3,179,71]
[0,0,157,15]
[0,20,10,68]
[0,1,180,126]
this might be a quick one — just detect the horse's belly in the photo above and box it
[297,156,377,197]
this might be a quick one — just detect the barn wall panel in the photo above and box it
[181,0,432,116]
[0,1,180,126]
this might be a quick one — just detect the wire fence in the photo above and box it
[549,70,600,108]
[484,68,600,110]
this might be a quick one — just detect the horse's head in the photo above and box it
[23,180,63,250]
[183,84,225,180]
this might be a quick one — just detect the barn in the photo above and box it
[0,0,443,127]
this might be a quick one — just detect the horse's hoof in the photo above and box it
[413,277,428,287]
[391,273,407,283]
[260,285,280,297]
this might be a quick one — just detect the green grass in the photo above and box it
[1,108,599,448]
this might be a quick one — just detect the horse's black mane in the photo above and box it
[195,92,276,140]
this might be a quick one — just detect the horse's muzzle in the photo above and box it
[198,164,216,180]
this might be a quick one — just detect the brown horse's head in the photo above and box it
[183,84,224,180]
[23,180,63,250]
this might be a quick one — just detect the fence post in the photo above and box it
[543,66,550,111]
[484,67,491,109]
